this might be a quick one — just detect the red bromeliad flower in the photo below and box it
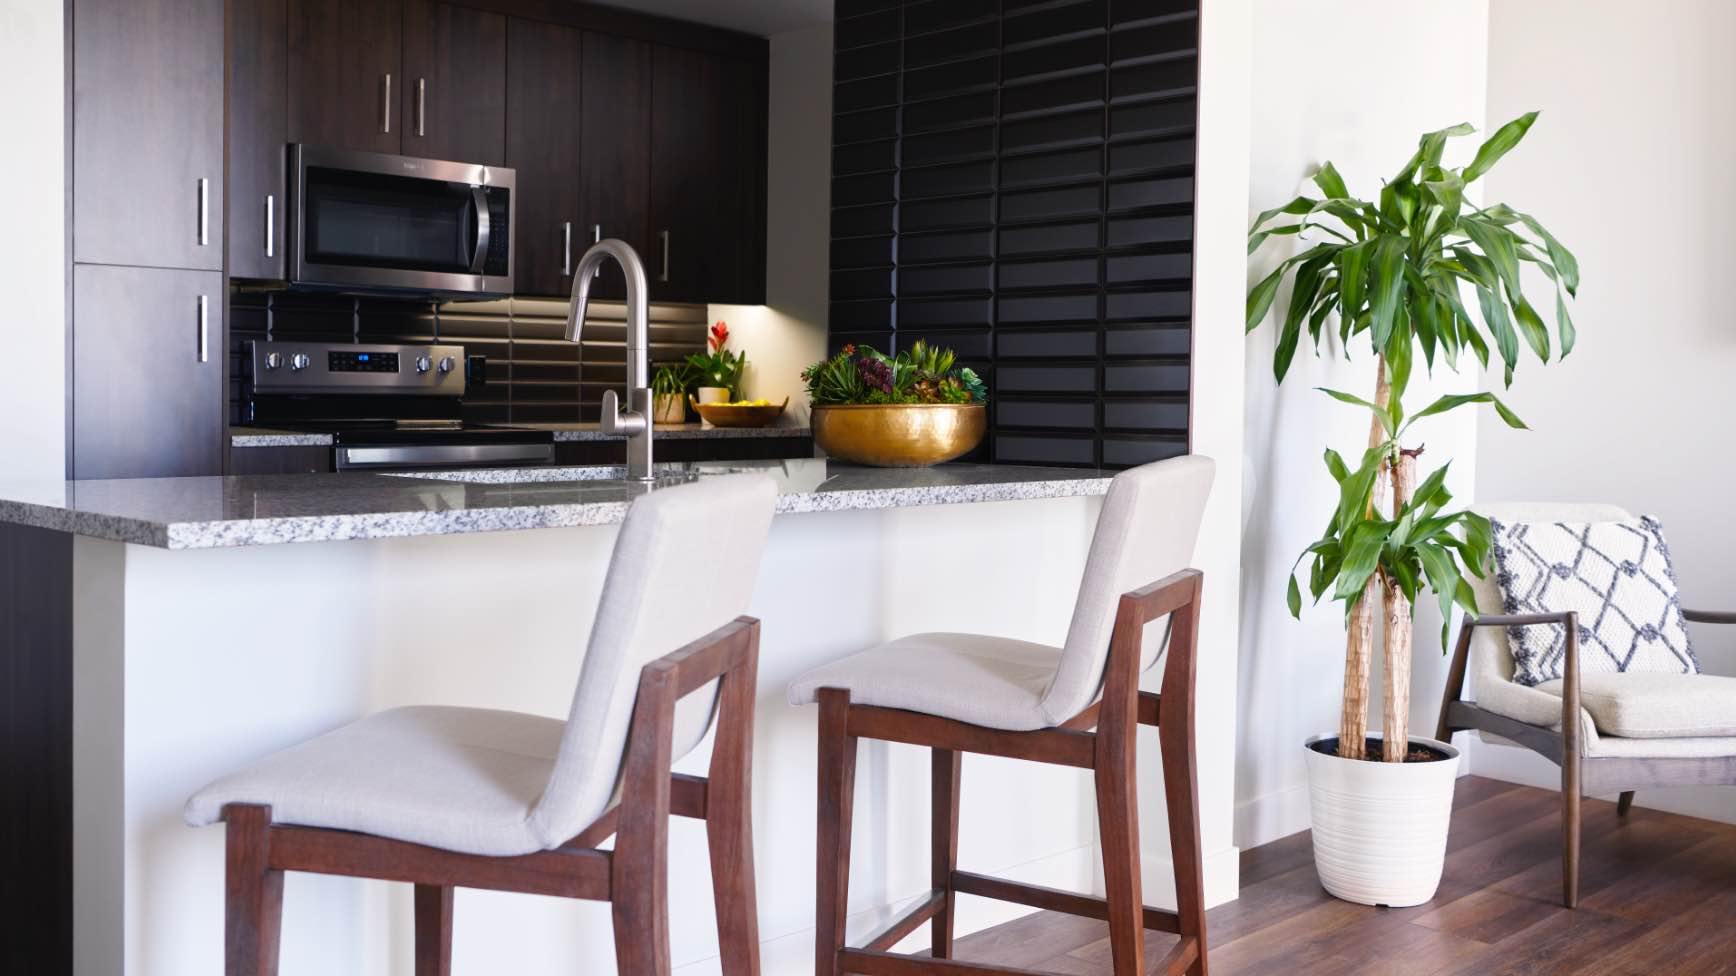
[709,321,730,352]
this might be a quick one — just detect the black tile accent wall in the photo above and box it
[829,0,1197,469]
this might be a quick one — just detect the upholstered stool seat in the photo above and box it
[186,706,567,857]
[789,633,1065,731]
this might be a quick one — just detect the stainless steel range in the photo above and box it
[243,340,554,471]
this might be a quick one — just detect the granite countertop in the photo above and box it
[0,460,1112,550]
[229,423,810,448]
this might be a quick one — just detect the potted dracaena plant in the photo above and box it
[1247,112,1579,907]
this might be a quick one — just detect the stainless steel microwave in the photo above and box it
[289,145,515,298]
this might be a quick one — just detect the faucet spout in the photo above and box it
[566,239,655,481]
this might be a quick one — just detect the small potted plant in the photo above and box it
[1247,113,1578,907]
[651,362,695,425]
[686,321,747,408]
[801,341,988,467]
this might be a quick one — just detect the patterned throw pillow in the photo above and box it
[1490,517,1700,686]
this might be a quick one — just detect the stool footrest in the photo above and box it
[951,870,1180,934]
[862,889,947,953]
[839,947,1067,975]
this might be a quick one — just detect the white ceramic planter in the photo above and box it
[1303,732,1460,907]
[695,386,729,428]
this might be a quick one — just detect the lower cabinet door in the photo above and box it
[73,265,224,479]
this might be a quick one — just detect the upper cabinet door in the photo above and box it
[73,0,224,271]
[401,0,507,165]
[287,0,403,155]
[650,46,766,304]
[230,0,288,280]
[506,17,584,298]
[578,32,652,301]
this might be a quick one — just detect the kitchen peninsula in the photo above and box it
[2,461,1136,975]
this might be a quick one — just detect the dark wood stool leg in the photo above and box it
[1096,611,1147,976]
[413,885,454,976]
[1617,791,1635,818]
[931,748,962,959]
[816,688,858,976]
[223,804,284,976]
[614,667,676,975]
[707,634,763,976]
[1160,576,1209,975]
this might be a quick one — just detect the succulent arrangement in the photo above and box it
[802,341,987,406]
[686,321,747,399]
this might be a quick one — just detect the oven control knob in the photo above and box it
[437,356,456,375]
[263,351,283,371]
[289,353,311,371]
[415,355,433,374]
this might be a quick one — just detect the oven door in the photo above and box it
[290,145,515,297]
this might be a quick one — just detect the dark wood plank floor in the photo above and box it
[944,776,1736,975]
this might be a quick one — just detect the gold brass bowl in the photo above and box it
[811,403,987,467]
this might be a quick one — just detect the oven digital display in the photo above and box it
[329,351,400,373]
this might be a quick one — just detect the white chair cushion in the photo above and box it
[1532,672,1736,739]
[185,706,564,857]
[787,633,1066,731]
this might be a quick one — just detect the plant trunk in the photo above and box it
[1338,358,1393,760]
[1382,451,1418,762]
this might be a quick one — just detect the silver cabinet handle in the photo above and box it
[265,194,275,258]
[197,178,209,246]
[416,77,426,137]
[659,229,670,283]
[592,224,601,278]
[562,221,572,276]
[197,295,209,363]
[381,73,392,133]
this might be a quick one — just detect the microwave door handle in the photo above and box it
[469,186,490,275]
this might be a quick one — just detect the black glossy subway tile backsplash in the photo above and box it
[829,0,1200,469]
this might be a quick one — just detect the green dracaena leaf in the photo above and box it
[1463,111,1539,182]
[1313,161,1350,200]
[1368,236,1408,350]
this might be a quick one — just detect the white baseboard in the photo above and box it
[673,841,1241,976]
[1234,781,1312,851]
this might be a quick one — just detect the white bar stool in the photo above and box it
[185,474,778,976]
[788,455,1216,976]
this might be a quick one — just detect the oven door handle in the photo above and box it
[469,186,491,275]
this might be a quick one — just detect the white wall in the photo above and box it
[710,22,832,425]
[1237,1,1491,849]
[1472,0,1736,823]
[0,2,66,479]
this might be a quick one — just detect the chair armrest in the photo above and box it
[1683,609,1736,625]
[1456,611,1583,753]
[641,615,761,699]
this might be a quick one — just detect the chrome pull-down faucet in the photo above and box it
[565,239,655,481]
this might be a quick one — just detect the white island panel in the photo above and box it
[69,490,1237,976]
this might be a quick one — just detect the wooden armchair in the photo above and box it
[1435,502,1736,908]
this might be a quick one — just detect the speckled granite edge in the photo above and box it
[0,500,171,547]
[0,467,1111,550]
[230,429,335,448]
[160,502,637,548]
[771,476,1111,516]
[551,426,810,442]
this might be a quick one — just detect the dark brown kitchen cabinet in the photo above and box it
[401,0,508,165]
[72,266,224,479]
[230,0,288,280]
[287,0,403,155]
[72,0,224,271]
[578,31,652,300]
[650,46,767,304]
[505,17,585,298]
